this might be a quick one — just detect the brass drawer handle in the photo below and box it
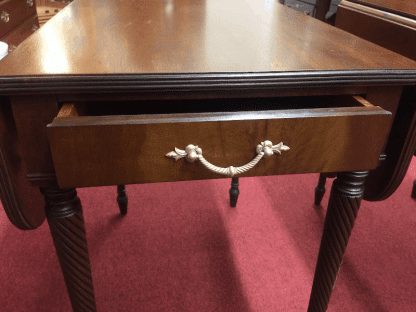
[166,140,290,177]
[27,0,34,7]
[1,11,9,23]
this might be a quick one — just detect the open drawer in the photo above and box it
[47,95,391,188]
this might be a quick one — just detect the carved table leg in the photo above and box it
[307,171,369,312]
[40,187,97,312]
[314,173,327,206]
[314,172,337,206]
[412,180,416,199]
[229,177,240,207]
[117,184,128,215]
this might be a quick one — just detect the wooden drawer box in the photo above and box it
[47,96,391,188]
[0,0,36,37]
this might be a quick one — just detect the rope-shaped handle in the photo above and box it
[166,140,290,177]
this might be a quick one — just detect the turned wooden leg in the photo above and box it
[314,173,327,206]
[307,171,369,312]
[229,177,240,207]
[117,184,128,215]
[314,172,337,206]
[41,187,97,312]
[412,180,416,199]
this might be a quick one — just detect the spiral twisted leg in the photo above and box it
[307,171,369,312]
[117,184,128,215]
[41,187,97,312]
[229,177,240,207]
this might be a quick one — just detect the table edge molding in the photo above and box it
[1,69,416,94]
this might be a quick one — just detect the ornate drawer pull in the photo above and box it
[166,140,290,177]
[1,11,10,23]
[27,0,34,7]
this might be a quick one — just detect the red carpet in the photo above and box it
[2,158,416,311]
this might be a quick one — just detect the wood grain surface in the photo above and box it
[0,97,45,229]
[333,1,416,201]
[47,96,391,188]
[336,0,416,61]
[0,0,415,95]
[10,96,60,187]
[348,0,416,18]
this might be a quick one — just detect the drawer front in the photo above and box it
[0,0,36,37]
[47,97,391,188]
[1,13,38,51]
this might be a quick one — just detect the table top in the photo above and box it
[0,0,415,94]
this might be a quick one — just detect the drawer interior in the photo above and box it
[58,95,372,118]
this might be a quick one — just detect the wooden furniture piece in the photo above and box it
[33,4,128,217]
[235,0,344,207]
[278,0,340,22]
[314,0,416,203]
[336,0,416,61]
[1,0,416,311]
[35,0,71,27]
[0,0,39,52]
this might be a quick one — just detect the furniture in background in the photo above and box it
[1,0,416,311]
[336,0,416,61]
[0,0,39,52]
[313,0,416,202]
[35,0,71,27]
[278,0,340,23]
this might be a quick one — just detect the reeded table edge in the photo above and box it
[1,69,416,94]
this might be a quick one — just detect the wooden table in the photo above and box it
[1,0,416,311]
[334,0,416,197]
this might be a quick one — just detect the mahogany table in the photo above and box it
[1,0,416,311]
[334,0,416,198]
